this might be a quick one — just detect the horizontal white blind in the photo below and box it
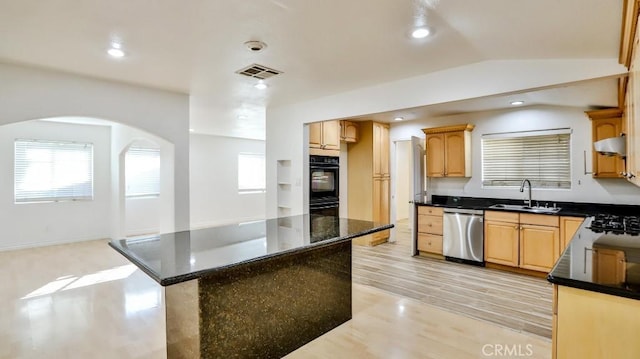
[125,147,160,198]
[482,130,571,189]
[15,139,94,202]
[238,153,266,193]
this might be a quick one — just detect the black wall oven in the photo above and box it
[309,155,339,216]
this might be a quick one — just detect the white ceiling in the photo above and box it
[0,0,624,139]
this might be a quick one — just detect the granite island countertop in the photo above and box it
[547,217,640,300]
[109,215,393,286]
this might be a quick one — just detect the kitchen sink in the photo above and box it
[488,203,561,214]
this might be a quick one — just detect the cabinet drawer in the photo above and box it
[418,206,443,216]
[520,213,559,227]
[417,233,443,254]
[418,214,443,235]
[485,210,519,223]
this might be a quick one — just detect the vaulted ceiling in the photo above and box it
[0,0,625,139]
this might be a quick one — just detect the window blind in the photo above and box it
[482,129,571,189]
[238,153,266,193]
[14,139,94,203]
[125,147,160,198]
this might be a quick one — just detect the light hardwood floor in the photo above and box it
[353,219,554,338]
[0,223,551,358]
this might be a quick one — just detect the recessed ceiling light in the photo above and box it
[510,100,525,106]
[411,28,431,39]
[394,117,404,121]
[254,80,268,90]
[189,128,195,132]
[107,42,125,58]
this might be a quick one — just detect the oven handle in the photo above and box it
[310,204,339,210]
[310,165,340,170]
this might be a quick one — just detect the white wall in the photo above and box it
[0,120,111,250]
[390,105,640,205]
[266,58,626,218]
[189,134,266,228]
[0,62,190,233]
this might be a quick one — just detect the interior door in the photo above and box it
[410,136,425,255]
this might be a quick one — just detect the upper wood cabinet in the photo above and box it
[587,109,624,178]
[373,122,390,177]
[422,124,474,177]
[340,120,359,143]
[309,120,340,156]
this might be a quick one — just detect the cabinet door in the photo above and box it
[322,120,341,150]
[520,224,560,272]
[444,131,466,177]
[372,177,390,241]
[372,123,390,177]
[417,233,443,254]
[426,134,445,177]
[341,121,358,142]
[560,217,583,252]
[484,220,519,266]
[309,122,323,149]
[592,248,626,286]
[592,118,624,178]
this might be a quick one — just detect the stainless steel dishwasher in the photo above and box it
[443,208,484,265]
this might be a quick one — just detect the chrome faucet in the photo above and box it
[519,179,532,207]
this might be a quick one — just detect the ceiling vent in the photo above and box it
[236,64,283,80]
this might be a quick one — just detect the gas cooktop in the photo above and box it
[588,214,640,236]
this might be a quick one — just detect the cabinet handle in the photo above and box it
[514,225,518,229]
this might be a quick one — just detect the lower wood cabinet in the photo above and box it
[559,216,583,252]
[520,224,560,272]
[554,285,640,359]
[484,211,560,273]
[416,206,443,255]
[484,219,519,266]
[592,248,626,286]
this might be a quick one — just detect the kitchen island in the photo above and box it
[109,215,392,359]
[547,216,640,359]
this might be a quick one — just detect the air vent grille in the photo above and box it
[236,64,283,80]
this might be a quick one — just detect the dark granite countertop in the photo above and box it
[415,195,640,217]
[109,215,393,286]
[547,217,640,300]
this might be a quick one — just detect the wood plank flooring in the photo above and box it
[352,219,553,338]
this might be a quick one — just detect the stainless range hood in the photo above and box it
[594,135,626,157]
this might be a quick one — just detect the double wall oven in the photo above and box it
[309,155,339,217]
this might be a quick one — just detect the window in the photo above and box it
[14,139,94,203]
[482,129,571,189]
[125,147,160,198]
[238,153,266,193]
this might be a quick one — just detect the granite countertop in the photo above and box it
[415,195,640,217]
[547,217,640,300]
[109,215,393,286]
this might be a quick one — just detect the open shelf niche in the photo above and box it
[277,159,292,217]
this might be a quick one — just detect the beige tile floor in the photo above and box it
[0,238,550,358]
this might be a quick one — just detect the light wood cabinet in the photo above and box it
[559,216,583,252]
[416,206,443,255]
[347,121,390,246]
[520,224,560,272]
[423,124,474,177]
[554,285,640,359]
[340,120,359,143]
[587,109,624,178]
[484,211,519,266]
[625,25,640,187]
[592,247,626,286]
[309,120,340,156]
[484,211,560,272]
